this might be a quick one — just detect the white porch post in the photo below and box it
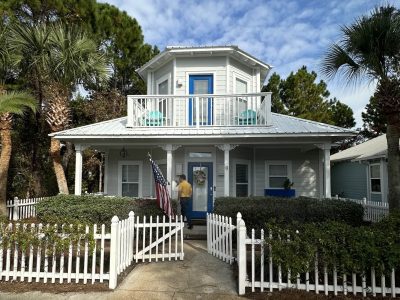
[74,144,84,195]
[162,145,181,196]
[216,144,238,197]
[323,144,331,198]
[103,151,109,195]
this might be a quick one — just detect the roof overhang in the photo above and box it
[136,45,272,84]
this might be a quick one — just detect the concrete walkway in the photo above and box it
[0,240,240,300]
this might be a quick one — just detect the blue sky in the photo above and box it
[100,0,396,127]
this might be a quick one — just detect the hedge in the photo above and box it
[36,194,178,225]
[213,196,364,229]
[267,212,400,277]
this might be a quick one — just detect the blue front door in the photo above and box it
[187,162,213,219]
[189,75,213,125]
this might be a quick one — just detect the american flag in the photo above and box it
[149,156,174,218]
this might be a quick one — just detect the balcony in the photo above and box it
[126,92,272,128]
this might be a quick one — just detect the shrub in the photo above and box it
[213,196,364,229]
[36,194,178,225]
[266,212,400,277]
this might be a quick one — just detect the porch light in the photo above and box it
[120,147,127,158]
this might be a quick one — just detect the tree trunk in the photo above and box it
[0,123,12,215]
[386,118,400,212]
[50,137,69,194]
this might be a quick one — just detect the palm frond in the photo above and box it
[0,92,37,115]
[320,44,364,83]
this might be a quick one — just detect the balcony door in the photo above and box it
[189,75,213,125]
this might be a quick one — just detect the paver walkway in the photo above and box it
[0,240,240,300]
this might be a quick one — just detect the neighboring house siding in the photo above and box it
[331,161,367,200]
[254,148,320,197]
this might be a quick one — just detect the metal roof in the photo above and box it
[331,134,390,162]
[51,113,355,140]
[136,45,272,83]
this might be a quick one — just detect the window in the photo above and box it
[370,164,381,193]
[236,164,249,197]
[158,79,169,115]
[235,78,248,112]
[189,152,212,158]
[266,161,292,189]
[119,162,142,197]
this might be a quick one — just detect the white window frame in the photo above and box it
[156,73,171,95]
[233,159,251,197]
[369,163,382,194]
[118,160,143,197]
[265,160,292,189]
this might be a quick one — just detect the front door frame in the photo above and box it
[184,146,217,219]
[188,162,213,219]
[188,74,214,126]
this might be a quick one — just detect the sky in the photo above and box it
[100,0,396,127]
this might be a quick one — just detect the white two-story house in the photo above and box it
[52,46,354,219]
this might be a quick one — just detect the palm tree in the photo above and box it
[321,5,400,211]
[0,91,37,215]
[9,22,108,194]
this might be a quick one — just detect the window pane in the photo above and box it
[371,179,381,192]
[269,165,287,176]
[236,184,248,197]
[236,78,247,94]
[236,164,248,183]
[189,152,212,158]
[269,177,286,188]
[193,79,209,94]
[122,183,139,197]
[158,79,168,94]
[127,165,139,182]
[122,165,127,182]
[370,165,380,178]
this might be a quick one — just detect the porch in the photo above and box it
[73,143,332,219]
[126,92,272,127]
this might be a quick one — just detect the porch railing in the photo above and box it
[126,92,272,128]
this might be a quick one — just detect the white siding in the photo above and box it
[254,148,320,197]
[174,56,226,126]
[152,61,173,94]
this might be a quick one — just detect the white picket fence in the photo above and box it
[335,196,389,222]
[0,212,184,289]
[0,222,111,285]
[206,213,235,264]
[236,212,400,297]
[6,197,47,221]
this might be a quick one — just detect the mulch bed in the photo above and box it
[244,289,392,299]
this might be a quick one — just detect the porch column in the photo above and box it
[322,144,331,198]
[103,151,109,195]
[162,144,181,196]
[216,144,238,197]
[74,144,85,196]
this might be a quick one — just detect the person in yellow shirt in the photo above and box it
[178,174,193,229]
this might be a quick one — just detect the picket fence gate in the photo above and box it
[236,212,400,298]
[6,197,47,221]
[206,213,236,264]
[0,212,184,289]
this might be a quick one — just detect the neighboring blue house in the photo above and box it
[331,134,390,203]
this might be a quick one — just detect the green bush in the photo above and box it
[213,196,364,229]
[266,212,400,277]
[36,194,178,226]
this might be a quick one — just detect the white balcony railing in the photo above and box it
[126,92,272,128]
